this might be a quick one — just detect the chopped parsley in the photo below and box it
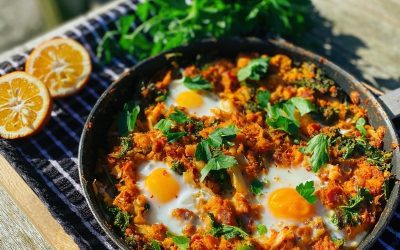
[208,213,248,239]
[289,97,316,116]
[265,97,315,136]
[195,125,239,181]
[167,232,190,250]
[237,243,254,250]
[150,240,162,250]
[330,187,372,229]
[237,57,269,82]
[171,161,185,175]
[200,153,237,182]
[118,102,140,136]
[296,181,317,204]
[183,76,213,90]
[304,134,330,172]
[169,108,189,124]
[355,117,367,136]
[106,206,131,235]
[154,118,186,142]
[250,179,264,195]
[256,89,271,109]
[117,136,132,158]
[256,224,268,235]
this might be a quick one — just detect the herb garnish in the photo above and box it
[154,118,186,142]
[237,57,270,82]
[118,102,140,136]
[237,243,254,250]
[97,0,312,62]
[356,117,367,136]
[183,76,213,90]
[265,97,316,136]
[296,181,317,204]
[250,179,264,195]
[106,206,132,235]
[150,240,162,250]
[256,89,271,109]
[195,125,239,181]
[166,232,190,250]
[256,224,268,235]
[330,187,372,229]
[304,134,329,172]
[208,213,248,239]
[117,137,132,158]
[200,153,237,182]
[331,134,392,171]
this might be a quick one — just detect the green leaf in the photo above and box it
[150,240,162,250]
[118,103,140,136]
[117,137,132,158]
[96,30,118,63]
[356,117,367,136]
[237,57,269,81]
[304,134,329,172]
[208,213,248,240]
[256,224,267,235]
[289,97,316,116]
[296,181,317,204]
[117,15,135,35]
[200,154,237,181]
[250,179,264,195]
[207,125,238,148]
[154,119,173,133]
[331,237,344,248]
[167,232,190,250]
[107,207,131,235]
[166,131,186,142]
[256,89,271,109]
[237,244,254,250]
[169,108,188,124]
[183,76,213,90]
[195,140,212,162]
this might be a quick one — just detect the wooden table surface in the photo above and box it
[0,0,399,249]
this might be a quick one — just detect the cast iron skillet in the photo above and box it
[78,37,400,249]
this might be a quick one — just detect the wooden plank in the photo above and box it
[0,155,78,250]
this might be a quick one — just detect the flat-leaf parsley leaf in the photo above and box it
[304,134,329,172]
[296,181,317,204]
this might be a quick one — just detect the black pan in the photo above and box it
[78,38,400,249]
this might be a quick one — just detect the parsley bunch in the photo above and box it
[97,0,312,62]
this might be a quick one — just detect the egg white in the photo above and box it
[254,165,367,246]
[254,166,321,234]
[166,79,222,117]
[136,161,208,234]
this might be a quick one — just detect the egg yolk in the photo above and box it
[176,91,203,108]
[145,168,180,203]
[267,187,315,221]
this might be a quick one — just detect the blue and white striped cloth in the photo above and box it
[0,0,399,248]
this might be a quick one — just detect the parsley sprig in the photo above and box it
[166,232,190,250]
[183,76,213,90]
[195,125,239,181]
[118,102,140,136]
[296,181,317,204]
[237,57,269,81]
[304,134,330,172]
[97,0,313,62]
[265,97,316,136]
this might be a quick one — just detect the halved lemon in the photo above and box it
[0,72,52,139]
[25,38,91,98]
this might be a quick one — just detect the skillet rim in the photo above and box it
[78,37,400,249]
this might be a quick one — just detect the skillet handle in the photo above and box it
[378,88,400,120]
